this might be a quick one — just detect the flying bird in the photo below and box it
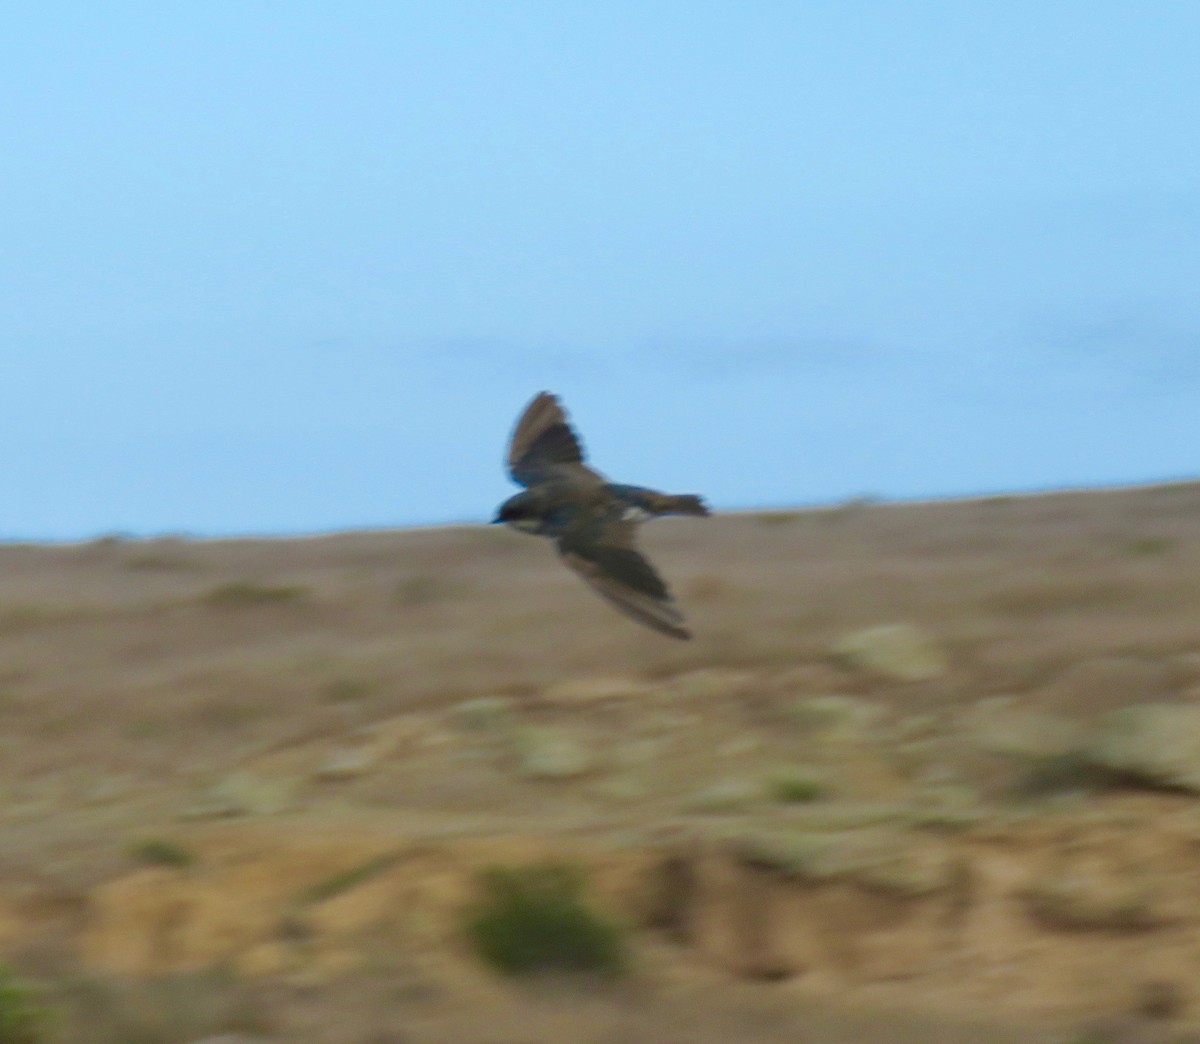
[493,392,709,639]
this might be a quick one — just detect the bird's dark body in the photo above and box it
[493,393,708,639]
[498,482,699,539]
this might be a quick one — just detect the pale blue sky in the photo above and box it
[2,3,1197,539]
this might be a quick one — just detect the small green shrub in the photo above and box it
[122,553,198,572]
[123,718,167,740]
[298,853,400,905]
[1006,751,1114,802]
[201,582,309,607]
[0,965,48,1044]
[465,864,625,977]
[767,772,827,803]
[756,511,802,526]
[127,839,194,868]
[90,533,131,547]
[0,606,64,634]
[986,578,1131,618]
[321,678,373,703]
[1123,537,1172,556]
[818,496,877,525]
[391,575,453,607]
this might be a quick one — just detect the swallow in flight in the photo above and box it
[493,392,709,639]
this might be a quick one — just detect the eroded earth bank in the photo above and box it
[2,483,1200,1042]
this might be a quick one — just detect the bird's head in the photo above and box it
[492,491,544,534]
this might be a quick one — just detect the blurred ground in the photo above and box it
[1,482,1199,1042]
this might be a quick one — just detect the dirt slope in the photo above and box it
[1,482,1199,1042]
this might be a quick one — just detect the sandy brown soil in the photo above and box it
[2,482,1200,1042]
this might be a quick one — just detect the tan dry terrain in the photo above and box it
[2,482,1200,1042]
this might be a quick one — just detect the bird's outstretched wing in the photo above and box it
[507,392,603,487]
[557,517,691,640]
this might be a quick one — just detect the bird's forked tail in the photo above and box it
[651,493,710,517]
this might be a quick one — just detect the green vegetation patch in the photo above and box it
[122,553,199,572]
[1006,751,1118,803]
[465,864,626,977]
[0,965,48,1044]
[766,771,828,804]
[200,582,309,607]
[127,838,195,868]
[52,969,266,1044]
[756,511,802,526]
[320,678,374,703]
[298,852,401,905]
[1123,537,1172,556]
[391,575,455,607]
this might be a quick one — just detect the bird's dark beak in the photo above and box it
[490,513,503,525]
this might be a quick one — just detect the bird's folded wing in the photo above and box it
[557,531,691,640]
[507,392,602,487]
